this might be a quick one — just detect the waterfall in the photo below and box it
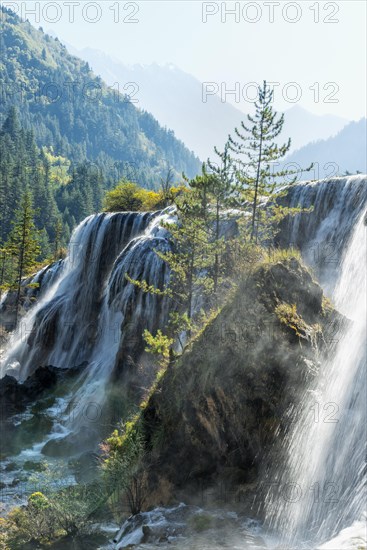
[278,174,366,292]
[265,176,367,547]
[0,208,174,436]
[1,176,365,540]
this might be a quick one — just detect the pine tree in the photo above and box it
[53,218,64,260]
[0,108,61,251]
[160,166,174,207]
[229,80,312,241]
[0,108,24,243]
[206,141,236,294]
[1,106,20,140]
[127,187,215,351]
[0,247,11,299]
[6,190,41,325]
[165,191,214,329]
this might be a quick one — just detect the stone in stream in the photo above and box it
[41,426,99,457]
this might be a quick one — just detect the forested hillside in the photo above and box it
[0,7,200,186]
[0,107,106,259]
[0,6,201,281]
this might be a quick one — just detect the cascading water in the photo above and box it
[1,176,365,548]
[0,208,174,448]
[265,175,367,548]
[279,175,366,292]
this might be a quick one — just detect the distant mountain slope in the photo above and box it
[0,8,200,186]
[284,119,367,179]
[74,47,349,159]
[73,48,242,161]
[282,105,348,153]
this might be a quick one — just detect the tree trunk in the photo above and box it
[251,116,264,242]
[213,197,220,297]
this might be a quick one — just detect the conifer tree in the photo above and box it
[0,247,11,299]
[1,106,20,139]
[160,167,174,207]
[53,218,64,260]
[206,141,235,293]
[229,80,312,241]
[6,190,41,325]
[166,191,215,328]
[127,188,215,350]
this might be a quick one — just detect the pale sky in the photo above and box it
[5,0,367,120]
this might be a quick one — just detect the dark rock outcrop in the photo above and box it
[0,367,57,420]
[137,259,342,505]
[0,362,88,421]
[0,362,88,456]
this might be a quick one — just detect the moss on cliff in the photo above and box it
[106,258,341,509]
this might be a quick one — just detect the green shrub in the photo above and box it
[1,483,102,548]
[103,181,164,212]
[101,417,148,515]
[5,493,56,546]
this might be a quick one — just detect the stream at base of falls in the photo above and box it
[94,502,366,550]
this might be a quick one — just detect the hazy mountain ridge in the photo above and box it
[0,8,201,185]
[284,118,367,178]
[74,46,349,160]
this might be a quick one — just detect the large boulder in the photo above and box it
[137,259,342,506]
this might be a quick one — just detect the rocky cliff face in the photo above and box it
[138,259,342,506]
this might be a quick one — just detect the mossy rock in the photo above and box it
[189,513,213,532]
[137,259,342,504]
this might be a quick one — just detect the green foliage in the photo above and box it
[228,80,313,240]
[0,108,70,264]
[188,163,235,295]
[56,161,103,224]
[101,417,148,515]
[0,469,108,547]
[45,484,100,537]
[4,190,41,321]
[0,457,112,547]
[41,146,71,187]
[261,246,301,265]
[143,329,174,364]
[3,493,56,546]
[160,166,175,206]
[0,517,10,550]
[126,158,308,363]
[27,491,50,510]
[126,175,222,358]
[0,7,200,188]
[275,302,306,337]
[103,180,165,212]
[164,188,218,297]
